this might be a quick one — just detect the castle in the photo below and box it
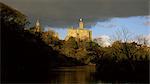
[32,18,92,41]
[65,19,92,41]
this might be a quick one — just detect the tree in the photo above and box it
[135,35,149,46]
[111,28,137,70]
[112,28,133,43]
[65,37,78,49]
[1,2,28,31]
[41,30,59,45]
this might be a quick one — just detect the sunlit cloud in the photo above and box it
[95,22,117,28]
[93,35,111,47]
[44,26,55,31]
[144,21,150,26]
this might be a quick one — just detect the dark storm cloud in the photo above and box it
[1,0,149,28]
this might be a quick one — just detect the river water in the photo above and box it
[48,65,148,83]
[48,65,100,84]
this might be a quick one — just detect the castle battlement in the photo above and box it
[65,18,92,41]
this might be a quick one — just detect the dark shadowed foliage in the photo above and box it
[94,41,149,83]
[1,2,51,82]
[1,3,83,83]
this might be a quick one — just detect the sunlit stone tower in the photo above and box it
[79,18,84,29]
[34,19,41,32]
[65,18,92,41]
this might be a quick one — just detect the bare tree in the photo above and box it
[135,34,149,46]
[111,28,138,71]
[112,28,134,42]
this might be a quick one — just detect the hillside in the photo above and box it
[1,3,83,83]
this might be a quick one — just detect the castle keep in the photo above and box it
[65,19,92,41]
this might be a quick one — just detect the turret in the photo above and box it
[35,19,40,27]
[79,18,84,29]
[35,19,41,32]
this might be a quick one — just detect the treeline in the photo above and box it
[94,41,150,83]
[43,36,100,64]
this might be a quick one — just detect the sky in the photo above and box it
[1,0,150,42]
[52,16,150,40]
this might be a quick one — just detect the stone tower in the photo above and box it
[35,19,41,32]
[79,18,84,29]
[65,18,92,41]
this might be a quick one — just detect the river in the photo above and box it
[48,65,101,84]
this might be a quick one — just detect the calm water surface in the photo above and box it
[49,65,100,84]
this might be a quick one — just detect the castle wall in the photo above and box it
[78,29,90,40]
[65,19,92,41]
[68,29,77,37]
[65,28,92,41]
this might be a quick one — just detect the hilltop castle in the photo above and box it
[65,19,92,41]
[30,18,92,41]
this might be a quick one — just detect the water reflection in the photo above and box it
[49,65,96,84]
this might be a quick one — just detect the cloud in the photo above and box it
[145,34,150,40]
[145,34,150,46]
[143,15,150,19]
[1,0,149,28]
[134,34,150,47]
[95,22,117,28]
[94,35,111,47]
[144,21,150,26]
[44,26,55,32]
